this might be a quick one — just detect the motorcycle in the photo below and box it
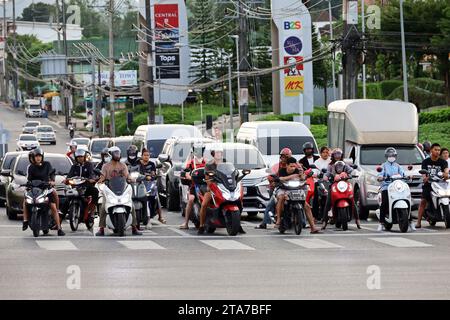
[144,175,159,223]
[98,176,133,236]
[376,166,413,233]
[328,171,359,231]
[69,125,74,139]
[191,163,250,236]
[24,180,53,237]
[419,169,450,228]
[66,177,96,231]
[273,176,309,235]
[129,171,150,229]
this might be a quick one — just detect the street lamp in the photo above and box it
[175,42,234,130]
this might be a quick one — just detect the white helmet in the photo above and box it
[108,146,121,161]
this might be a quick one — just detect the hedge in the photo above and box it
[379,80,403,97]
[419,107,450,124]
[387,85,446,109]
[357,82,382,99]
[411,78,445,94]
[257,107,328,125]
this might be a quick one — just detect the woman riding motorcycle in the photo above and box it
[95,148,111,171]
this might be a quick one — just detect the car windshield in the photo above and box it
[114,140,132,156]
[257,136,317,155]
[25,122,39,127]
[73,138,90,146]
[205,147,266,170]
[147,139,167,158]
[91,140,110,153]
[20,136,37,141]
[360,146,424,165]
[37,127,53,132]
[172,142,195,162]
[29,105,40,109]
[1,154,17,170]
[15,156,71,176]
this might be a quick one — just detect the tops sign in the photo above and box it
[154,4,179,28]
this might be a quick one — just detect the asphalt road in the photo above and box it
[1,105,450,300]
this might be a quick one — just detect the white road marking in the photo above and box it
[36,240,78,251]
[369,237,432,248]
[168,227,192,237]
[200,240,255,250]
[284,238,343,249]
[118,240,165,250]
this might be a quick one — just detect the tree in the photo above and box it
[432,6,450,105]
[18,2,56,22]
[312,26,332,106]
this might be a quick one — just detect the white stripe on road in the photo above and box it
[200,240,255,250]
[168,227,193,237]
[284,238,343,249]
[36,240,78,251]
[369,237,432,248]
[118,240,165,250]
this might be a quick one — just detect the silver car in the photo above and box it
[35,125,56,145]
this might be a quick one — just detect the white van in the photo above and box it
[132,124,203,159]
[24,99,43,118]
[236,121,318,167]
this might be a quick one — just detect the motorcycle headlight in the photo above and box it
[337,181,348,193]
[130,172,139,180]
[393,181,405,193]
[26,197,33,204]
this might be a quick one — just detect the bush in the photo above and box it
[257,107,327,125]
[419,122,450,149]
[410,78,445,94]
[357,82,382,99]
[387,85,446,109]
[419,107,450,124]
[379,80,403,97]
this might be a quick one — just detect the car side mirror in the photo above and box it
[376,166,382,173]
[158,154,169,163]
[0,169,11,177]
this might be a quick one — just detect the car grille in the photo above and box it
[242,177,263,187]
[244,186,258,197]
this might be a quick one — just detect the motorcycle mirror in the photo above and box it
[156,163,163,169]
[407,165,413,171]
[242,169,251,176]
[419,169,427,175]
[321,168,327,173]
[206,171,215,177]
[351,164,358,169]
[309,164,317,169]
[376,166,382,173]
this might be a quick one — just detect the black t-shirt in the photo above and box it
[422,157,448,186]
[139,160,156,175]
[299,155,319,170]
[27,161,55,182]
[279,167,300,177]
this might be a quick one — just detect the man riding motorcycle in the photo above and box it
[125,145,140,167]
[65,148,99,212]
[179,141,206,230]
[299,142,319,170]
[377,147,415,231]
[95,148,111,172]
[22,148,65,236]
[66,141,78,162]
[139,148,166,224]
[95,146,142,236]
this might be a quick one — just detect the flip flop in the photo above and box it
[179,225,189,230]
[158,217,167,224]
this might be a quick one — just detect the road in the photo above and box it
[1,105,450,300]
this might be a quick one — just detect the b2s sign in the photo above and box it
[284,21,301,30]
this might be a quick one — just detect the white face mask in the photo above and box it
[104,156,112,163]
[387,157,396,163]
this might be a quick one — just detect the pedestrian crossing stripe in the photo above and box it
[118,240,166,250]
[36,240,78,251]
[284,238,343,249]
[368,237,432,248]
[200,240,255,250]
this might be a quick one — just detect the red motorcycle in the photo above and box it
[329,171,359,231]
[191,163,250,236]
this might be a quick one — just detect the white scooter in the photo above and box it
[419,169,450,228]
[98,176,133,236]
[376,167,412,233]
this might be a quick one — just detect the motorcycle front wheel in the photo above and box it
[442,205,450,229]
[69,202,80,231]
[293,207,303,235]
[225,210,241,236]
[398,208,410,233]
[337,208,348,231]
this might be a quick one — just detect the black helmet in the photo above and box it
[100,147,109,159]
[423,141,431,152]
[302,141,314,152]
[31,147,44,162]
[28,151,34,164]
[127,145,138,159]
[384,147,398,159]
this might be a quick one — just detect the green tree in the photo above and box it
[312,26,332,106]
[432,6,450,105]
[18,2,56,22]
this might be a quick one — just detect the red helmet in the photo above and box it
[280,148,292,156]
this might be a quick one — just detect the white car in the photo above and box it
[16,134,40,151]
[22,121,41,134]
[35,125,57,145]
[66,138,90,152]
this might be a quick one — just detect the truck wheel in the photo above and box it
[355,189,370,220]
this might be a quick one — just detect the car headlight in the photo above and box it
[337,181,348,193]
[257,182,270,199]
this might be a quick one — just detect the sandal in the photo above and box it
[158,217,167,224]
[179,224,189,230]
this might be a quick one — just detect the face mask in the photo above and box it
[129,155,136,160]
[387,157,396,163]
[104,156,112,163]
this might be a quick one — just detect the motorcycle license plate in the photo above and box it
[289,191,303,201]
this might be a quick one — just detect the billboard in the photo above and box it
[272,1,313,114]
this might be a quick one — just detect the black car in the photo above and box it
[5,153,72,220]
[0,152,27,206]
[156,137,213,211]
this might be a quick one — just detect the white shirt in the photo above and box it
[314,158,331,171]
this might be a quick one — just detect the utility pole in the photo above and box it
[361,0,366,99]
[108,0,115,137]
[328,0,337,101]
[61,0,70,127]
[145,0,155,124]
[91,56,97,134]
[0,0,6,101]
[12,0,17,107]
[399,0,408,102]
[341,0,360,99]
[55,0,61,53]
[237,0,249,124]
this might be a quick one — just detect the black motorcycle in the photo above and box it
[24,180,53,237]
[66,177,96,231]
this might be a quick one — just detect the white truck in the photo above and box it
[327,99,425,219]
